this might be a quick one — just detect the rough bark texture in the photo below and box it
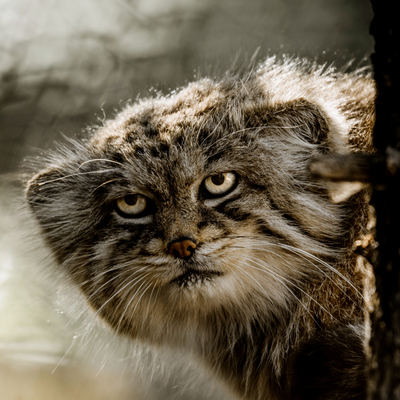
[368,1,400,399]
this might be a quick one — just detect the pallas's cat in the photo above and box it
[26,57,375,400]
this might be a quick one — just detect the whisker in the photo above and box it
[224,264,245,292]
[116,276,153,333]
[78,159,128,169]
[127,281,154,329]
[231,259,275,304]
[93,260,145,279]
[143,282,157,324]
[199,107,231,147]
[243,253,337,322]
[279,244,365,300]
[78,271,151,340]
[90,179,120,194]
[227,234,364,300]
[51,336,76,374]
[233,256,321,323]
[95,359,108,377]
[85,265,149,305]
[35,170,116,186]
[231,242,362,309]
[93,271,152,320]
[259,240,363,301]
[6,277,93,317]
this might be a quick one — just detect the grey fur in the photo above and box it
[25,57,375,400]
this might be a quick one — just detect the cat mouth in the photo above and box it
[171,268,223,288]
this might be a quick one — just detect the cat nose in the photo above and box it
[168,238,197,259]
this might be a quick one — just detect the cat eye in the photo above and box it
[204,172,237,196]
[115,194,148,218]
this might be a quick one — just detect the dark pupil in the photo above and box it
[211,173,225,186]
[125,194,138,206]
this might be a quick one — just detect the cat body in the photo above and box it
[26,57,375,400]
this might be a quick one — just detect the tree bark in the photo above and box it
[367,1,400,398]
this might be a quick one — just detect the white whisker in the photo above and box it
[78,159,128,169]
[199,107,231,146]
[233,256,321,323]
[93,271,152,320]
[243,253,337,322]
[51,337,76,374]
[116,276,153,333]
[232,242,363,310]
[227,234,364,301]
[128,281,155,327]
[88,265,149,301]
[35,169,116,186]
[90,179,120,194]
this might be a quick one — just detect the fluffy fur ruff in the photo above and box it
[25,57,376,400]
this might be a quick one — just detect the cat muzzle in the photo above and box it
[168,238,197,259]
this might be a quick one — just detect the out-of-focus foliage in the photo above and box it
[0,0,372,173]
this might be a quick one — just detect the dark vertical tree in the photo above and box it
[368,1,400,398]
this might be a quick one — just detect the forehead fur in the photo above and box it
[90,58,373,155]
[92,76,263,150]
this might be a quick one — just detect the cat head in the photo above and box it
[25,61,366,342]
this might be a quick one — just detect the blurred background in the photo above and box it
[0,0,374,399]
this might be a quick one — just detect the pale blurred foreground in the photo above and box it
[0,176,233,400]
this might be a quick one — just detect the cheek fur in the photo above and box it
[25,56,374,400]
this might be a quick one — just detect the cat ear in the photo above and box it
[266,98,367,202]
[25,161,93,261]
[266,98,332,146]
[26,159,85,227]
[26,142,88,217]
[26,167,64,213]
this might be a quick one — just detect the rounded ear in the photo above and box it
[250,97,367,202]
[25,166,70,260]
[270,98,331,146]
[26,141,89,219]
[25,159,98,262]
[26,167,64,212]
[244,97,332,147]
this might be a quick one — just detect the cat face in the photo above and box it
[26,74,350,341]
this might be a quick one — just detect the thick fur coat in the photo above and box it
[26,57,375,400]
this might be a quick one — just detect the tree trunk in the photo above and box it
[368,1,400,398]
